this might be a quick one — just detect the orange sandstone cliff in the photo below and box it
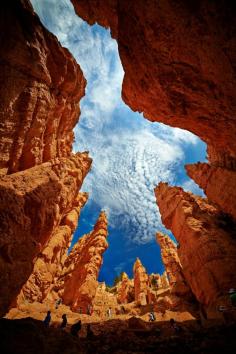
[55,211,108,312]
[17,193,88,304]
[71,0,236,161]
[186,163,236,220]
[0,153,91,315]
[156,232,192,298]
[155,182,236,307]
[0,0,89,316]
[0,0,86,174]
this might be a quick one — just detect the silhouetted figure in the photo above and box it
[70,320,82,337]
[169,318,182,333]
[87,324,93,339]
[60,314,67,329]
[43,311,51,327]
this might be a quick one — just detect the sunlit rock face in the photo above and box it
[55,211,108,312]
[156,232,192,299]
[155,182,236,307]
[0,0,89,316]
[133,258,149,306]
[117,272,134,304]
[71,0,236,161]
[186,163,236,220]
[17,193,88,304]
[0,0,86,174]
[0,154,91,316]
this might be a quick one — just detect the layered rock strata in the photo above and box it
[0,0,86,174]
[55,211,108,312]
[117,272,134,304]
[155,182,236,307]
[0,0,88,317]
[186,163,236,220]
[17,193,88,304]
[71,0,236,161]
[133,258,149,306]
[0,153,91,316]
[156,232,192,298]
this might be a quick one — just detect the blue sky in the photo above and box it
[31,0,206,285]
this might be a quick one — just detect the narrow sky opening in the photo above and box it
[31,0,206,285]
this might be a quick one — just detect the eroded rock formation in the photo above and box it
[56,211,108,312]
[117,272,134,304]
[0,0,89,316]
[0,0,86,174]
[186,163,236,220]
[155,182,236,307]
[133,258,149,306]
[0,153,91,315]
[17,193,88,304]
[71,0,236,161]
[156,232,192,298]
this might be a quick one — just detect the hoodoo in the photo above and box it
[56,211,108,312]
[155,182,236,308]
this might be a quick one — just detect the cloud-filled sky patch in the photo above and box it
[31,0,206,284]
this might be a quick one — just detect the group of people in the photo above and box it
[43,310,82,337]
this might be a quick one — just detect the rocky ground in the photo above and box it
[1,316,236,354]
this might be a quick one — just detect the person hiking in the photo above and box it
[70,320,82,337]
[169,318,181,333]
[55,298,62,309]
[149,312,155,322]
[43,310,51,327]
[60,314,67,329]
[107,307,112,318]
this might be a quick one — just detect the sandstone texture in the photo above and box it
[0,0,86,174]
[133,258,149,306]
[72,0,236,161]
[117,272,134,304]
[155,182,236,307]
[57,211,108,312]
[17,193,88,304]
[0,0,89,317]
[186,162,236,220]
[156,232,192,298]
[0,153,91,316]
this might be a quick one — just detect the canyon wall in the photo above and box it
[0,0,89,316]
[17,193,88,304]
[155,183,236,307]
[55,211,108,312]
[186,163,236,220]
[0,0,86,174]
[0,153,91,315]
[71,0,236,162]
[156,232,192,298]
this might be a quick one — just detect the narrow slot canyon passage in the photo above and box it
[0,1,236,353]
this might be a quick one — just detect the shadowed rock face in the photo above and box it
[56,212,108,312]
[0,0,90,316]
[0,153,91,316]
[186,163,236,220]
[0,0,86,174]
[71,0,236,161]
[17,193,88,304]
[155,183,236,307]
[156,232,192,299]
